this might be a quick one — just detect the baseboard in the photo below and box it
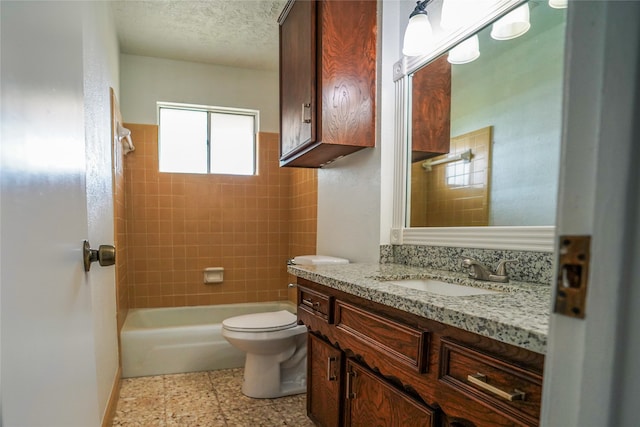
[101,365,122,427]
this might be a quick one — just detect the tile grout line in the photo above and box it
[162,374,167,427]
[207,370,229,427]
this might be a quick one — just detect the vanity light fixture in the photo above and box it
[447,34,480,64]
[441,0,495,30]
[440,0,466,30]
[402,0,434,57]
[548,0,568,9]
[490,3,531,40]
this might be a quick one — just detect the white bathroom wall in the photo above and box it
[379,0,402,246]
[119,54,279,132]
[316,0,401,260]
[317,148,382,263]
[82,2,121,421]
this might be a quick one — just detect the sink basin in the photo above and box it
[386,279,500,296]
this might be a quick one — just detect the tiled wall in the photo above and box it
[113,128,129,328]
[288,168,318,301]
[123,124,317,308]
[410,126,491,227]
[111,90,129,331]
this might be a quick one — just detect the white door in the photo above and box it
[541,1,640,426]
[1,2,104,425]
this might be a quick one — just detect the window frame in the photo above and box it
[157,102,260,175]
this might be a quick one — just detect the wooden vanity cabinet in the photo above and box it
[296,278,545,427]
[278,0,377,168]
[308,333,344,427]
[307,332,436,427]
[345,360,436,427]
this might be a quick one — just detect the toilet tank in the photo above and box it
[291,255,349,265]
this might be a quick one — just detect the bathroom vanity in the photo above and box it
[289,263,549,427]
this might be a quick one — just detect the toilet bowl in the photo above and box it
[222,310,307,398]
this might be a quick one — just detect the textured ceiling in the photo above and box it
[111,0,288,71]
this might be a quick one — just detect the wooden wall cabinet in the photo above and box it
[411,56,452,163]
[278,0,377,168]
[297,278,545,427]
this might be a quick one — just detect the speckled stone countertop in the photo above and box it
[288,263,551,355]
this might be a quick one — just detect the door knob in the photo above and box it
[83,240,116,272]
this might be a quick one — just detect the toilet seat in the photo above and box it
[222,310,298,332]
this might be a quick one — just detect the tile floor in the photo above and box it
[112,368,315,426]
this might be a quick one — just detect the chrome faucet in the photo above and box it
[460,257,516,283]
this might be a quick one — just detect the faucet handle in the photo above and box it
[459,256,476,266]
[495,259,517,275]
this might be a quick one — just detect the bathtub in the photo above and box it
[121,301,296,378]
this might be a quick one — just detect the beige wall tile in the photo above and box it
[121,125,317,309]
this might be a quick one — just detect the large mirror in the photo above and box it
[405,1,567,229]
[390,0,566,252]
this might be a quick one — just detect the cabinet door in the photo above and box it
[411,55,451,162]
[318,0,376,148]
[279,0,316,161]
[345,360,436,427]
[308,333,343,427]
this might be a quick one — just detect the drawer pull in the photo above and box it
[302,298,320,308]
[327,356,337,381]
[467,373,526,402]
[346,370,357,399]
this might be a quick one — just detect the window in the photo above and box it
[158,103,258,175]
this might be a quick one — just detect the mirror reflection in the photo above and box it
[408,1,567,228]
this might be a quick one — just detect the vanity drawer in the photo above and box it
[439,338,543,426]
[298,286,334,324]
[335,300,429,373]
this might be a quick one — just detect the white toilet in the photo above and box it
[222,310,307,398]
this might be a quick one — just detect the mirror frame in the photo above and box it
[391,0,555,252]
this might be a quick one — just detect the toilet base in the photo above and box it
[241,347,307,398]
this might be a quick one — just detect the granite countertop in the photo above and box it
[288,263,551,354]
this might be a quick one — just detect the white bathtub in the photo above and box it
[121,301,297,378]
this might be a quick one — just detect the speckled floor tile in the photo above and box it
[166,410,227,427]
[113,369,311,427]
[273,400,315,427]
[209,367,243,380]
[119,375,165,398]
[112,396,165,426]
[212,373,282,410]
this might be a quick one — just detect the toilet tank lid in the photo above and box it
[292,255,349,265]
[222,310,298,332]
